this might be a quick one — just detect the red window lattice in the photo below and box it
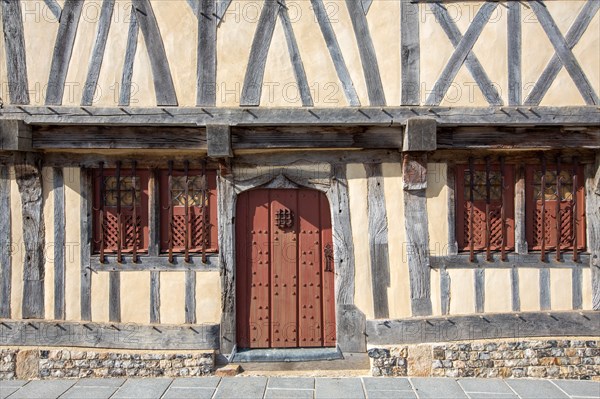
[159,169,218,254]
[525,164,585,252]
[455,162,515,253]
[93,169,150,254]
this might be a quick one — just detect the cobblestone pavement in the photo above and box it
[1,377,598,399]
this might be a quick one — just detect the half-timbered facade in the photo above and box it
[0,0,599,378]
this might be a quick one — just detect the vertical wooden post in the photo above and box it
[14,152,45,319]
[80,168,93,321]
[515,163,527,254]
[585,154,600,310]
[402,117,436,316]
[0,164,11,318]
[53,167,66,320]
[148,168,161,324]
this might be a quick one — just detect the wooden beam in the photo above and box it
[403,153,432,316]
[525,1,599,106]
[539,268,551,311]
[53,167,66,320]
[109,272,121,322]
[427,2,502,106]
[430,253,589,269]
[185,271,196,324]
[1,0,29,104]
[216,0,233,24]
[80,168,93,321]
[0,120,32,151]
[46,0,84,105]
[346,0,386,106]
[572,267,582,310]
[120,6,139,106]
[197,0,217,106]
[361,0,372,15]
[14,153,45,319]
[511,267,520,312]
[403,117,436,152]
[132,0,178,106]
[446,162,458,255]
[43,0,62,20]
[475,268,484,313]
[207,125,232,158]
[0,320,220,350]
[366,311,600,345]
[529,1,599,106]
[150,271,160,323]
[90,255,219,272]
[440,267,450,315]
[148,169,160,257]
[309,0,360,106]
[0,165,11,318]
[366,163,390,319]
[514,164,527,254]
[507,1,521,106]
[400,0,420,106]
[585,155,600,310]
[3,106,599,127]
[81,0,115,106]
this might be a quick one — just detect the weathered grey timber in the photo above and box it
[132,0,178,106]
[185,271,196,324]
[81,0,115,106]
[14,153,45,319]
[109,272,121,322]
[53,167,66,320]
[197,0,217,106]
[44,0,62,19]
[91,255,219,272]
[400,0,420,105]
[346,0,386,106]
[366,311,600,345]
[427,2,502,106]
[511,267,520,312]
[514,165,527,254]
[403,117,436,152]
[430,253,589,269]
[3,106,598,126]
[150,271,160,323]
[446,162,458,256]
[529,1,599,105]
[475,268,484,313]
[403,154,432,316]
[216,0,233,23]
[0,120,32,151]
[186,0,198,17]
[0,320,220,350]
[207,125,233,158]
[46,0,84,105]
[572,267,582,310]
[586,156,600,310]
[1,0,29,104]
[0,165,11,318]
[148,169,160,257]
[440,268,450,316]
[507,1,521,106]
[361,0,372,15]
[279,0,313,107]
[309,0,360,106]
[240,0,278,106]
[525,1,599,106]
[540,268,551,311]
[337,304,366,352]
[366,163,390,319]
[120,7,139,106]
[80,169,93,321]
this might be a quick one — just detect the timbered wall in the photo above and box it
[0,1,598,108]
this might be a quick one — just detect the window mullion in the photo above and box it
[555,156,561,261]
[168,161,174,263]
[540,155,547,262]
[99,162,106,263]
[500,156,506,261]
[116,161,123,263]
[485,156,492,261]
[468,157,475,262]
[572,156,579,262]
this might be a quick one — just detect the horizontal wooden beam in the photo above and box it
[0,319,219,350]
[0,120,32,151]
[366,311,600,345]
[90,255,219,272]
[430,253,590,269]
[2,106,598,127]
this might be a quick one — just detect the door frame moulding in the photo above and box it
[218,160,364,355]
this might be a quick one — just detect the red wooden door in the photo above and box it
[236,189,336,349]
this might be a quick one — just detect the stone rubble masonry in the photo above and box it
[368,339,600,380]
[0,347,215,380]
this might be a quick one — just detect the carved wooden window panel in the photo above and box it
[455,160,515,259]
[159,168,218,257]
[525,163,586,255]
[93,167,150,257]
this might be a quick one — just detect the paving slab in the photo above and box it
[59,386,119,399]
[315,378,365,399]
[213,377,268,399]
[7,379,76,399]
[111,378,173,399]
[458,379,514,394]
[73,378,126,387]
[169,377,221,388]
[0,380,27,388]
[265,388,315,399]
[410,377,467,399]
[465,394,518,399]
[0,387,19,399]
[552,380,600,398]
[268,377,315,390]
[363,377,412,391]
[366,390,417,399]
[506,379,569,399]
[162,386,216,399]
